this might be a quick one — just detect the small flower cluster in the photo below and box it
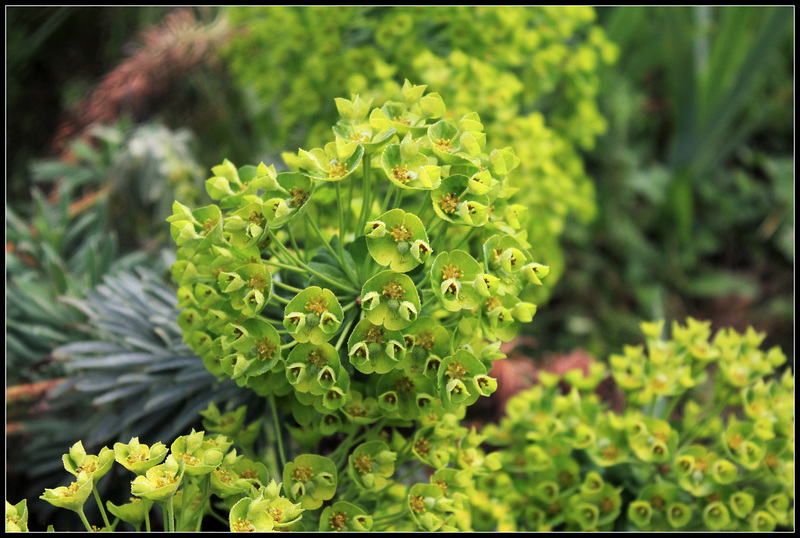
[473,318,793,531]
[29,432,303,532]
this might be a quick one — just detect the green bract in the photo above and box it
[360,271,421,331]
[130,455,185,503]
[365,208,432,272]
[283,287,343,344]
[114,438,168,475]
[6,500,29,532]
[40,473,94,513]
[62,441,115,485]
[283,455,337,510]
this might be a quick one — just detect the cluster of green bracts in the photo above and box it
[472,319,793,531]
[36,433,302,532]
[167,82,548,433]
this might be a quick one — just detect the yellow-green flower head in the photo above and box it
[286,342,349,400]
[260,171,315,228]
[407,483,456,531]
[398,317,451,380]
[360,271,420,331]
[341,390,381,426]
[40,472,94,512]
[216,263,272,318]
[283,287,343,345]
[229,489,303,532]
[431,250,483,312]
[347,441,397,491]
[167,202,224,257]
[437,349,493,412]
[380,137,441,190]
[293,141,364,182]
[170,430,228,477]
[6,499,29,532]
[347,318,407,375]
[62,440,115,485]
[283,454,338,510]
[431,175,490,227]
[365,209,432,272]
[375,369,436,420]
[219,317,283,380]
[320,501,374,531]
[427,115,485,165]
[114,437,168,475]
[369,80,447,137]
[131,454,185,503]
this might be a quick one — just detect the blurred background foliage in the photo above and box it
[5,5,794,528]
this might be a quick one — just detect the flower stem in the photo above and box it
[92,486,111,529]
[358,156,373,231]
[304,213,360,288]
[270,394,287,469]
[76,508,93,532]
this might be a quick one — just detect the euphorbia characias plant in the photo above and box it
[11,83,793,532]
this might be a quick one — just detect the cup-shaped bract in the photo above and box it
[169,430,228,477]
[114,437,168,476]
[360,271,420,331]
[283,454,337,510]
[131,455,185,503]
[293,141,364,182]
[286,342,348,398]
[431,175,490,227]
[40,472,94,513]
[431,250,483,312]
[347,441,397,492]
[437,349,492,412]
[365,208,432,272]
[320,501,374,532]
[380,139,441,190]
[347,318,407,375]
[260,171,315,229]
[283,287,343,345]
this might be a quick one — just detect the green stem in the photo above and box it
[381,184,399,215]
[273,279,305,294]
[265,257,308,275]
[658,394,683,421]
[270,238,358,293]
[373,508,411,530]
[144,500,152,532]
[304,213,360,287]
[335,314,357,352]
[450,226,476,252]
[271,293,291,305]
[281,340,299,351]
[76,508,93,532]
[92,486,111,529]
[358,157,373,231]
[336,182,348,259]
[270,395,287,469]
[168,497,176,532]
[286,224,306,264]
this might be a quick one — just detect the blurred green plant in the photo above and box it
[532,6,794,358]
[7,120,207,386]
[221,6,618,303]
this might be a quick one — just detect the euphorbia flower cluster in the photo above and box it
[473,319,793,532]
